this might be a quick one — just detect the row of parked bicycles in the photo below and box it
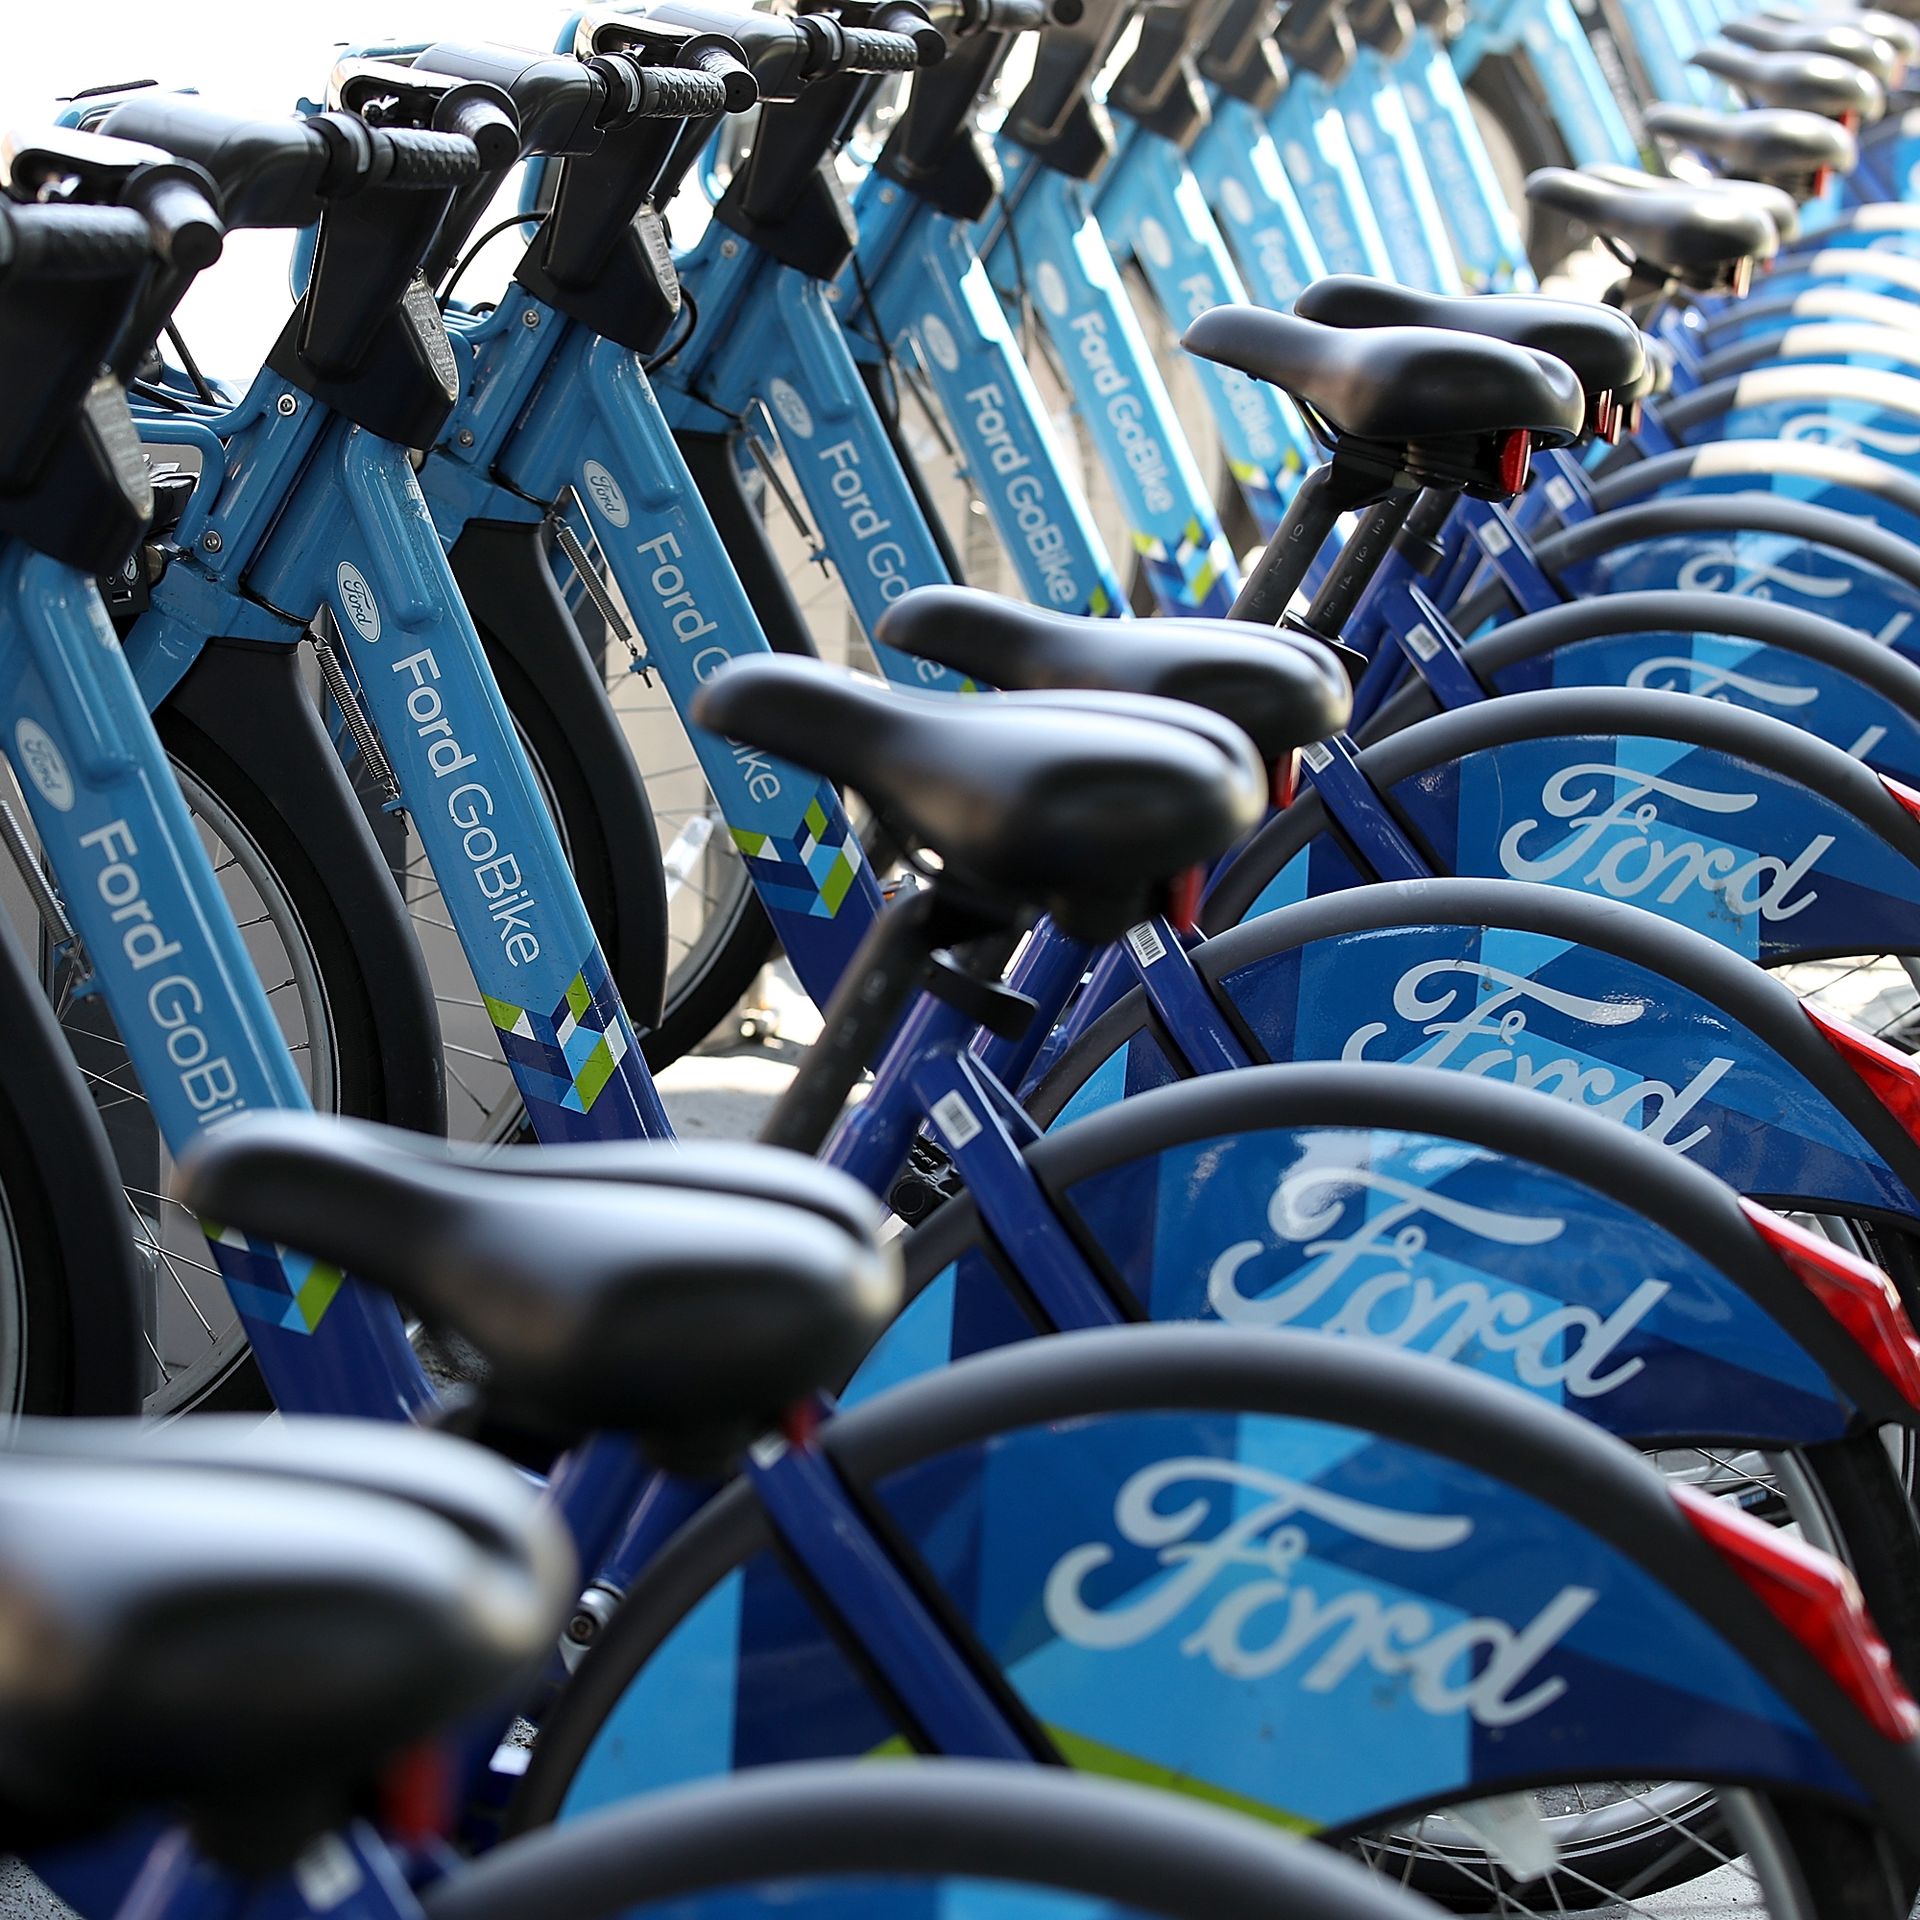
[13,0,1920,1913]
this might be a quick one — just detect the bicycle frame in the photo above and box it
[1093,117,1312,540]
[1264,66,1395,279]
[0,546,431,1418]
[982,142,1239,616]
[653,219,970,675]
[129,372,673,1148]
[842,174,1129,618]
[1330,39,1460,293]
[424,284,887,1012]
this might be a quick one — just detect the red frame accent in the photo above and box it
[1168,865,1205,935]
[1740,1196,1920,1409]
[1496,428,1532,497]
[1674,1480,1919,1741]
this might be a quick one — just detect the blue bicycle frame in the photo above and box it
[842,173,1129,617]
[1331,39,1461,292]
[1265,65,1396,278]
[1095,117,1311,540]
[982,140,1239,616]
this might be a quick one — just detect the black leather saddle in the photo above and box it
[1585,158,1801,245]
[1692,39,1887,119]
[1181,305,1585,446]
[1723,12,1905,83]
[1643,103,1857,199]
[177,1113,899,1468]
[692,658,1265,938]
[1525,167,1779,289]
[873,587,1352,768]
[0,1416,570,1864]
[1291,276,1647,425]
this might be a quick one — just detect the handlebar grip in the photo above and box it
[685,43,761,113]
[839,25,935,70]
[633,65,735,118]
[371,126,482,189]
[0,202,155,281]
[434,93,522,172]
[136,175,225,272]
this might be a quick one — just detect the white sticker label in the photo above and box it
[930,1089,983,1150]
[1124,921,1169,968]
[13,720,72,812]
[1300,739,1334,772]
[1477,518,1512,557]
[1544,475,1576,513]
[293,1835,364,1912]
[1405,622,1441,662]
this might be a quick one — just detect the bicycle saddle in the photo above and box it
[692,659,1266,938]
[1524,167,1779,288]
[1643,103,1857,197]
[872,587,1352,768]
[0,1417,570,1864]
[1290,277,1647,410]
[1583,159,1802,246]
[1180,306,1585,445]
[176,1114,899,1468]
[1691,39,1886,120]
[1724,11,1905,82]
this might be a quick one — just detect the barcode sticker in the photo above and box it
[1545,475,1576,512]
[1300,739,1334,772]
[1405,622,1440,661]
[1125,921,1168,967]
[1478,518,1512,556]
[294,1836,364,1912]
[930,1090,982,1150]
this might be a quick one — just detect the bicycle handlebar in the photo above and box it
[620,61,736,117]
[0,202,156,282]
[836,24,933,71]
[371,125,484,189]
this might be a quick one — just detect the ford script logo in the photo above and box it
[768,378,814,441]
[581,460,629,529]
[335,562,381,644]
[14,720,72,812]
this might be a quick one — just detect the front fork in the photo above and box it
[249,420,671,1144]
[986,156,1240,617]
[0,549,431,1417]
[1097,128,1312,540]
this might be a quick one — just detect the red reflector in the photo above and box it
[1814,165,1834,197]
[1495,429,1531,497]
[379,1740,455,1846]
[1674,1479,1920,1741]
[1740,1195,1920,1410]
[1841,110,1861,134]
[1169,865,1205,935]
[1885,773,1920,826]
[1728,254,1753,299]
[1273,750,1297,811]
[1802,998,1920,1151]
[783,1398,821,1448]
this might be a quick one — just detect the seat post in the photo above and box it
[759,885,1008,1156]
[1300,488,1421,639]
[1229,461,1386,624]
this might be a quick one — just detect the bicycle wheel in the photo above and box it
[0,913,142,1415]
[16,639,445,1416]
[431,1762,1445,1920]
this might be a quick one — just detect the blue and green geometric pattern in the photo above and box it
[200,1219,344,1335]
[1133,517,1236,617]
[730,786,867,919]
[480,945,656,1142]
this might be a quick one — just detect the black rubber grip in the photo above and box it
[839,25,927,70]
[687,45,760,113]
[139,177,225,273]
[0,203,153,282]
[373,127,481,189]
[633,66,734,118]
